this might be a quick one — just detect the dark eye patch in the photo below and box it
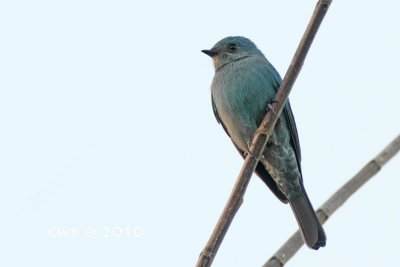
[228,43,237,52]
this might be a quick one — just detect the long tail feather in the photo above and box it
[288,187,326,249]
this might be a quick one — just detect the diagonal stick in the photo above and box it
[196,1,333,266]
[264,134,400,267]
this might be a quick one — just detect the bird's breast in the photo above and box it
[211,58,277,151]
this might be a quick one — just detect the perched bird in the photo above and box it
[202,36,326,249]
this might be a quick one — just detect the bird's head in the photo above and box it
[202,36,263,70]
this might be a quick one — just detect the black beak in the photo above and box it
[201,49,219,57]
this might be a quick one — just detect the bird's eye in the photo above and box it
[228,43,237,52]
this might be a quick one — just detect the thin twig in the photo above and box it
[263,134,400,267]
[196,1,332,266]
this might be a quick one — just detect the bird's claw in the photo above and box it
[244,144,264,160]
[244,151,264,160]
[266,99,278,114]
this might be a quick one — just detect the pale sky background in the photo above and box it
[1,1,400,266]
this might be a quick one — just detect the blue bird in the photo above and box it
[202,36,326,249]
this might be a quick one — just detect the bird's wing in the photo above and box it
[211,95,288,203]
[268,65,303,176]
[211,96,230,137]
[283,100,302,174]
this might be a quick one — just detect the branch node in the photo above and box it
[199,249,215,260]
[316,207,330,221]
[371,156,385,170]
[267,255,285,267]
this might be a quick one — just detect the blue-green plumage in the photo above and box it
[203,36,326,249]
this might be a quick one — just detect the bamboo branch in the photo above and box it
[263,134,400,267]
[196,1,332,266]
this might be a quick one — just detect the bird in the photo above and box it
[202,36,326,249]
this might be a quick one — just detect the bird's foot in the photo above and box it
[266,99,278,114]
[244,143,264,160]
[244,151,264,160]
